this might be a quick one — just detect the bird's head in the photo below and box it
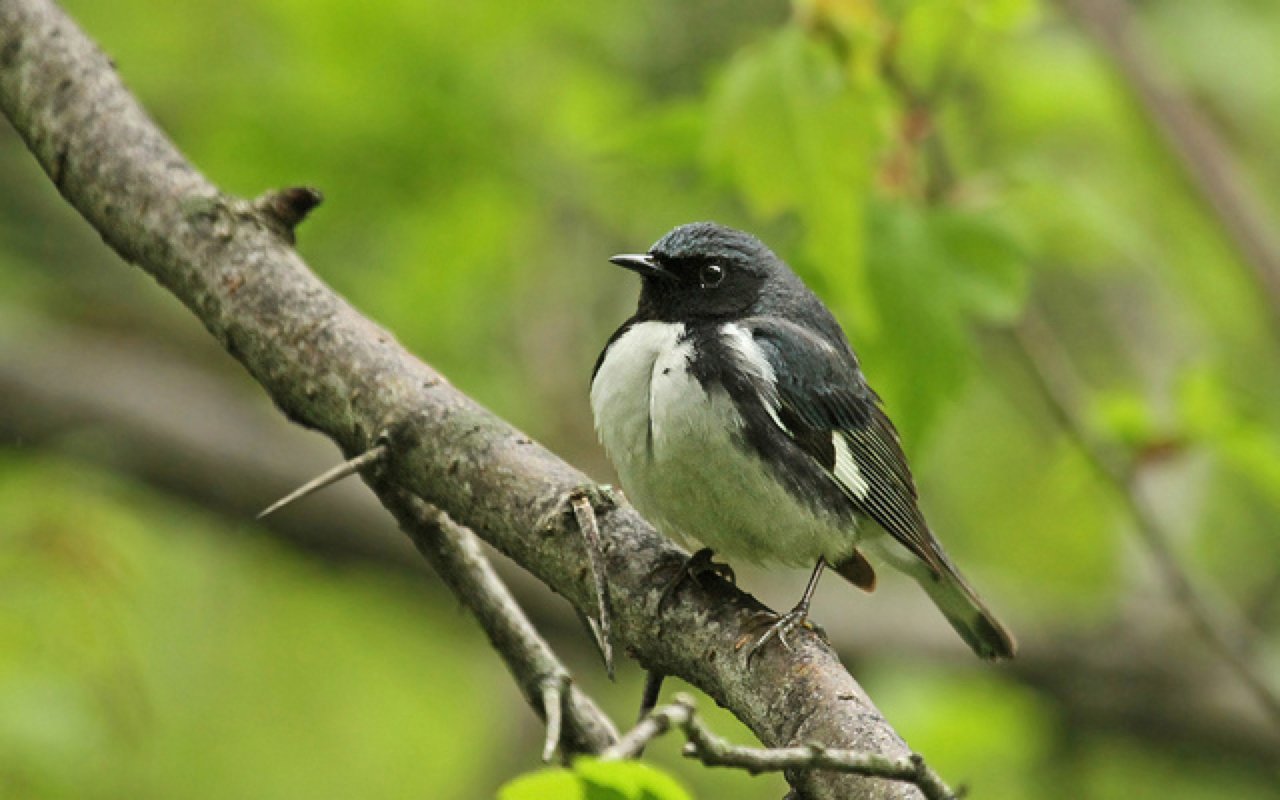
[610,222,788,322]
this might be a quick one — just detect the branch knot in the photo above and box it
[251,186,324,243]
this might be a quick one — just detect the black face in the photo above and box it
[611,222,776,322]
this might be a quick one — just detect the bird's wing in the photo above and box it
[741,316,949,577]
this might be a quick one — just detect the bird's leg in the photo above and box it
[658,547,736,612]
[744,558,828,664]
[638,551,733,738]
[636,669,666,728]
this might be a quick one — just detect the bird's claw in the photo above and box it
[741,606,824,664]
[658,548,736,613]
[567,483,620,514]
[685,547,737,586]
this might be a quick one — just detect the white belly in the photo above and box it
[590,321,855,566]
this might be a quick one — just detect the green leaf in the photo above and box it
[498,768,585,800]
[1178,367,1280,507]
[970,0,1038,31]
[1088,388,1168,451]
[705,26,880,328]
[927,209,1029,323]
[499,759,691,800]
[863,202,971,447]
[859,201,1028,447]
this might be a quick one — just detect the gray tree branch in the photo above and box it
[6,316,1279,768]
[0,1,928,796]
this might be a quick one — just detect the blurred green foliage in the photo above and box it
[0,454,505,799]
[3,0,1280,797]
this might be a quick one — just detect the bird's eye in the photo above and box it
[699,263,725,289]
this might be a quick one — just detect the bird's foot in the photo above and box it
[740,604,826,664]
[658,548,736,613]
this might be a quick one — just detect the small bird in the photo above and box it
[590,222,1016,660]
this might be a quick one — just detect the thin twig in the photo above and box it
[1008,315,1280,729]
[600,700,684,762]
[256,444,387,519]
[540,674,568,762]
[1056,0,1280,335]
[570,490,614,679]
[601,694,956,800]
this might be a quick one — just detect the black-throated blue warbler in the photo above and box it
[591,221,1016,660]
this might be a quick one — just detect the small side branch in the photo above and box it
[570,490,614,678]
[602,695,956,800]
[251,186,324,244]
[540,674,568,763]
[257,444,388,519]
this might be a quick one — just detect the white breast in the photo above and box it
[590,321,856,566]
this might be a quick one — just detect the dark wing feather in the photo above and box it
[745,317,948,577]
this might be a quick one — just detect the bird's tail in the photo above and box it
[918,564,1017,660]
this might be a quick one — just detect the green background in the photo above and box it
[2,0,1278,797]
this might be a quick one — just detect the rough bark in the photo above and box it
[0,1,926,796]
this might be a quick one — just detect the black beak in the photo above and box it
[609,253,670,279]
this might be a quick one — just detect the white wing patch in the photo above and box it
[722,322,871,506]
[720,323,788,433]
[832,433,871,500]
